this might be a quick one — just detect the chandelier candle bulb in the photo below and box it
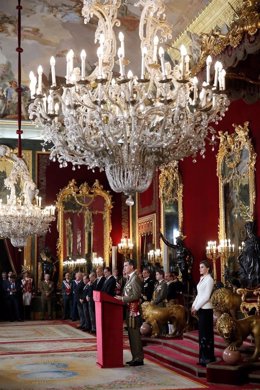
[159,47,166,78]
[185,54,190,74]
[153,35,159,62]
[50,56,56,86]
[29,71,37,98]
[220,69,226,90]
[213,61,221,88]
[97,46,104,79]
[118,32,125,58]
[193,77,198,102]
[218,62,223,89]
[118,47,125,77]
[54,102,59,115]
[47,94,54,114]
[141,46,147,79]
[80,50,87,80]
[66,50,74,83]
[206,55,212,84]
[37,65,43,95]
[180,45,187,78]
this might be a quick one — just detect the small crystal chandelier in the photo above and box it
[0,0,56,248]
[29,0,229,205]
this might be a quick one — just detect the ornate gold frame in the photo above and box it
[137,213,156,267]
[159,160,183,235]
[56,179,112,282]
[217,121,256,240]
[159,161,183,269]
[217,122,256,280]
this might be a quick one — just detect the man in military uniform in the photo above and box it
[115,259,144,366]
[152,269,167,307]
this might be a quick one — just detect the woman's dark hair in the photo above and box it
[200,259,212,272]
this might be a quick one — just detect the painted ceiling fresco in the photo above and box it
[0,0,210,118]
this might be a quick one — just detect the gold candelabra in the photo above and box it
[118,237,133,259]
[206,239,235,283]
[148,248,162,265]
[206,241,219,283]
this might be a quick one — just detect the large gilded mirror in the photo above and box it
[159,161,183,269]
[217,122,256,249]
[57,180,112,281]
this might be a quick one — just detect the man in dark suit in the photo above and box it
[165,271,184,304]
[93,266,106,291]
[141,268,154,303]
[71,272,84,321]
[101,266,116,296]
[115,259,144,366]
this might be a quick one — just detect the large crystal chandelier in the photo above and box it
[28,0,229,205]
[0,0,56,247]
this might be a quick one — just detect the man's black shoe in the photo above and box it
[126,360,134,365]
[129,360,144,366]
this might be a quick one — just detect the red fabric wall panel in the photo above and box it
[37,155,123,263]
[180,99,260,282]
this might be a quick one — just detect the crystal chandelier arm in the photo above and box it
[137,0,172,66]
[81,0,121,81]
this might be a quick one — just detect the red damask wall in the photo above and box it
[137,99,260,282]
[36,153,123,262]
[180,99,260,281]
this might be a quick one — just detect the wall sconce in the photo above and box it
[118,237,134,259]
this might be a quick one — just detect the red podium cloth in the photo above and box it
[94,291,124,368]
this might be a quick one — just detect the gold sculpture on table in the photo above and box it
[141,301,187,338]
[216,313,260,362]
[206,239,235,283]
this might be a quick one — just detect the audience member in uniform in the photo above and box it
[152,269,167,307]
[21,271,34,320]
[62,272,72,320]
[40,273,54,320]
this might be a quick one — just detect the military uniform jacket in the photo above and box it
[122,272,142,305]
[40,280,54,299]
[153,279,168,306]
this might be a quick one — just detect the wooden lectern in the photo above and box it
[93,291,124,368]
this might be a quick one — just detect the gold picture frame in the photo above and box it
[217,121,256,248]
[56,179,112,282]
